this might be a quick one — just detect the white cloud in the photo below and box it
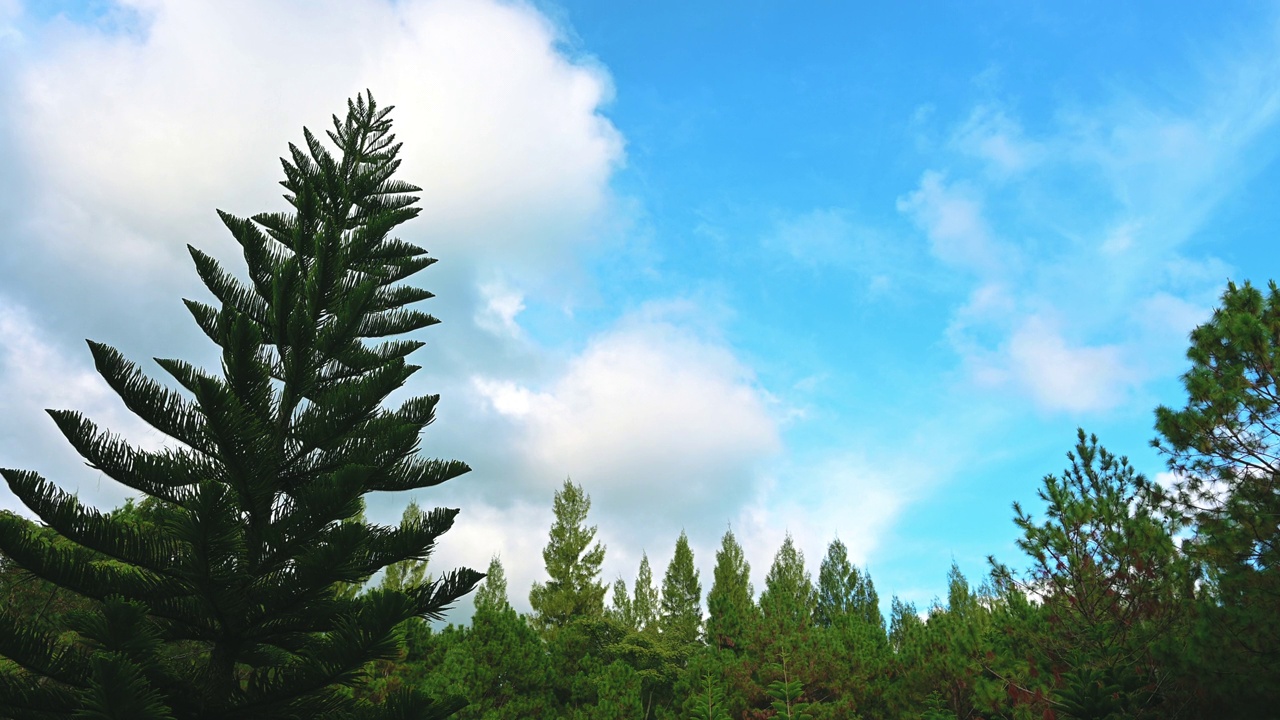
[735,455,911,589]
[897,171,1008,276]
[473,309,781,537]
[951,105,1042,176]
[6,0,622,281]
[1006,316,1133,413]
[0,296,157,513]
[474,280,528,340]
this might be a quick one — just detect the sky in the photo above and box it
[3,0,1280,620]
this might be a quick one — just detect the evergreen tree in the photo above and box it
[658,531,702,647]
[994,430,1188,719]
[759,533,814,633]
[0,93,482,719]
[1151,279,1280,712]
[705,528,756,652]
[529,479,606,635]
[632,553,660,634]
[607,577,635,631]
[473,555,508,614]
[588,660,644,720]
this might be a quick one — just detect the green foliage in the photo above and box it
[993,430,1187,718]
[607,577,635,630]
[472,555,509,614]
[381,501,433,593]
[0,93,480,719]
[659,531,702,648]
[815,538,884,641]
[759,533,814,635]
[1151,279,1280,712]
[764,653,814,720]
[685,664,731,720]
[529,480,607,636]
[428,606,555,720]
[705,529,755,653]
[633,553,660,635]
[590,659,644,720]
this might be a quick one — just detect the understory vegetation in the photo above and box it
[1,94,1278,719]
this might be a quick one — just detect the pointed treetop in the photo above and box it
[474,554,508,614]
[659,530,703,646]
[529,479,607,633]
[707,527,757,651]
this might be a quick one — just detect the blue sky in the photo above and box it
[3,0,1280,617]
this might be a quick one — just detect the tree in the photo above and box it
[658,531,702,648]
[607,577,636,631]
[1151,279,1280,711]
[0,93,482,719]
[993,430,1187,719]
[705,528,756,653]
[473,555,509,614]
[759,533,814,634]
[529,479,607,635]
[814,538,883,639]
[632,553,660,635]
[381,501,433,593]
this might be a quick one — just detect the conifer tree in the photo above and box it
[473,555,508,614]
[1151,279,1280,711]
[632,553,660,634]
[705,528,755,652]
[993,430,1187,719]
[814,538,857,628]
[607,578,635,631]
[658,531,702,647]
[759,533,814,633]
[0,93,482,720]
[381,501,433,593]
[529,479,606,634]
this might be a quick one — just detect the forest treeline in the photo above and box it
[1,94,1278,719]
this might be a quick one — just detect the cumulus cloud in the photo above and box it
[3,0,622,295]
[474,311,781,527]
[0,0,625,530]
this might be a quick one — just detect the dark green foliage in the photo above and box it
[0,93,480,719]
[685,665,731,720]
[424,605,555,719]
[993,430,1187,718]
[758,533,814,636]
[705,528,756,653]
[529,479,606,636]
[589,660,644,720]
[1151,279,1280,713]
[815,538,884,639]
[658,531,702,648]
[764,653,814,720]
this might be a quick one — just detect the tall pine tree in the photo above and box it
[0,93,482,720]
[705,528,755,652]
[632,553,660,635]
[529,479,606,635]
[658,531,702,647]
